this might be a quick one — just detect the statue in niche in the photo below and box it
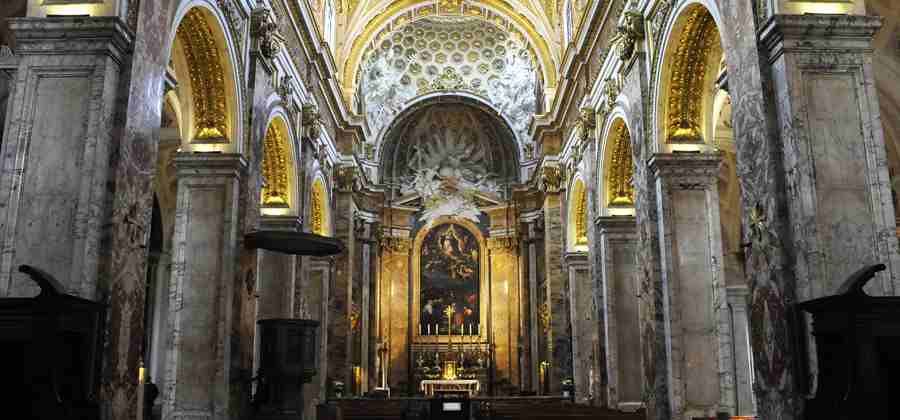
[420,224,480,335]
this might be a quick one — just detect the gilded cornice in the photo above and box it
[379,235,411,253]
[177,9,229,143]
[487,236,519,252]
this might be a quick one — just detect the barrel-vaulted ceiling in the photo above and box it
[319,0,569,104]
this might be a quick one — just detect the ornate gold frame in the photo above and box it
[411,217,489,344]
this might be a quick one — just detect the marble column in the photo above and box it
[327,191,355,391]
[488,235,522,392]
[595,216,641,411]
[379,235,411,392]
[543,192,572,393]
[164,153,246,420]
[523,214,543,393]
[0,17,131,298]
[354,216,376,394]
[762,14,900,400]
[564,252,592,403]
[725,285,755,417]
[650,152,733,418]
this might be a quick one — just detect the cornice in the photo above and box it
[8,16,134,65]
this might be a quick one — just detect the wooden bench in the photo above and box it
[484,400,644,420]
[320,399,427,420]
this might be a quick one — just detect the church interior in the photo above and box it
[1,0,900,419]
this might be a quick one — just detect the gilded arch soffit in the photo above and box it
[261,117,293,208]
[339,0,560,96]
[604,119,633,207]
[176,7,231,143]
[570,177,588,246]
[661,5,719,144]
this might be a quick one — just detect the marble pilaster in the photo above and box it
[326,191,355,392]
[523,215,543,394]
[164,153,246,420]
[650,152,733,418]
[488,235,522,392]
[725,285,755,417]
[595,216,641,410]
[564,252,592,403]
[762,14,900,402]
[0,17,130,298]
[543,193,572,393]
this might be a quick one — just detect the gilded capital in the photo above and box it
[539,166,562,193]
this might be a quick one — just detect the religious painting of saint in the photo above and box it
[419,224,480,335]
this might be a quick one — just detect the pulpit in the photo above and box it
[798,264,900,419]
[0,265,105,419]
[254,319,319,420]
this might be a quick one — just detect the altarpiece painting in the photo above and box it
[418,223,481,336]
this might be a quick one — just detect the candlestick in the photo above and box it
[427,324,431,335]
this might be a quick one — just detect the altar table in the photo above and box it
[420,379,480,397]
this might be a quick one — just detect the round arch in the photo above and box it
[653,1,726,153]
[378,94,521,184]
[166,1,244,153]
[309,175,332,237]
[260,113,300,216]
[567,176,588,252]
[597,115,634,217]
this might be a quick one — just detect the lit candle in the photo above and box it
[427,324,431,335]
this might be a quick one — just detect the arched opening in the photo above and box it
[600,117,634,217]
[169,6,240,152]
[567,177,588,252]
[260,115,298,216]
[310,176,331,237]
[658,4,722,151]
[655,3,753,417]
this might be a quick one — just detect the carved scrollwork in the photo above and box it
[251,6,284,61]
[335,165,358,192]
[302,104,323,140]
[380,236,411,253]
[539,166,562,193]
[487,236,518,252]
[616,11,645,62]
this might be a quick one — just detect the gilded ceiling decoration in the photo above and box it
[177,9,229,143]
[261,119,290,207]
[607,121,634,207]
[665,7,718,144]
[359,16,538,142]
